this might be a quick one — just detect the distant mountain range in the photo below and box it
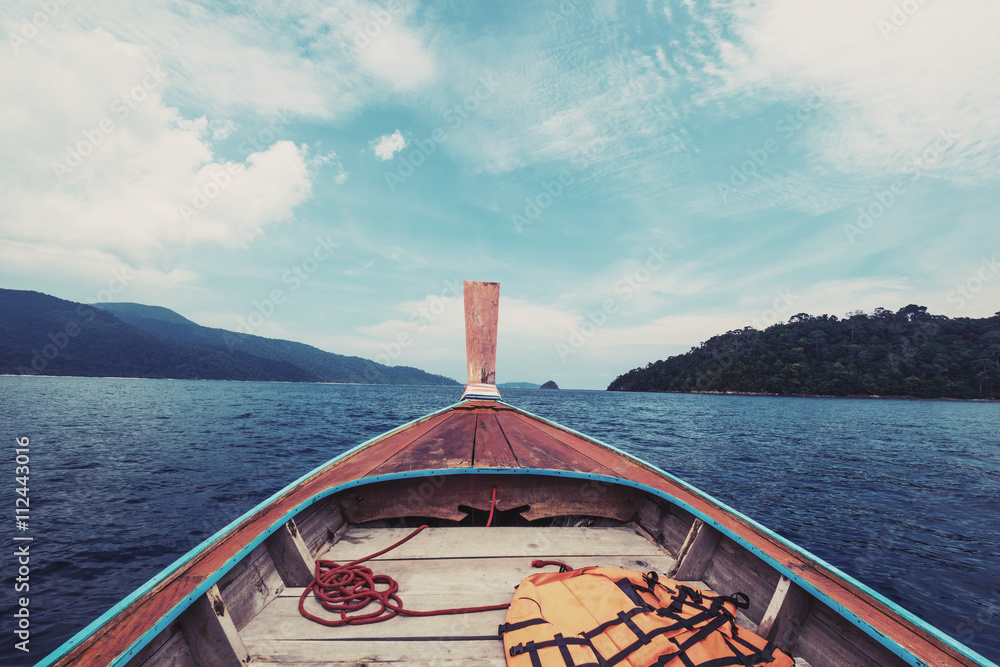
[0,289,459,386]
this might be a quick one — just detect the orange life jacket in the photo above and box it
[499,566,793,667]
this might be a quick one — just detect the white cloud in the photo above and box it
[709,0,1000,183]
[310,0,434,91]
[179,140,313,247]
[0,240,200,300]
[371,130,407,161]
[209,119,237,141]
[309,149,349,184]
[2,0,436,121]
[0,23,314,269]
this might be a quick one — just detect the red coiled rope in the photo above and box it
[531,559,573,572]
[298,524,511,627]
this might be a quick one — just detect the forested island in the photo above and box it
[608,306,1000,400]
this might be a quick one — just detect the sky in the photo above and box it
[1,0,999,390]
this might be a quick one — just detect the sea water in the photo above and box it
[1,377,997,664]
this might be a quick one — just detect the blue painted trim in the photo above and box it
[35,400,997,667]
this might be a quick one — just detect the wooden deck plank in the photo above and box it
[368,411,477,475]
[244,594,507,641]
[245,556,676,643]
[279,554,677,601]
[318,526,663,561]
[472,412,519,468]
[243,527,675,650]
[496,412,616,474]
[247,638,505,665]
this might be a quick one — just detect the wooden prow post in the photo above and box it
[462,280,501,401]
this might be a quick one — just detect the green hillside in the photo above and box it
[97,301,458,386]
[0,290,314,381]
[0,290,459,386]
[608,305,1000,400]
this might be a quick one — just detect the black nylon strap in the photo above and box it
[510,637,606,667]
[718,631,785,666]
[500,618,550,636]
[555,634,575,666]
[688,658,758,667]
[581,606,648,639]
[723,626,779,662]
[615,578,651,608]
[511,641,545,667]
[506,577,776,667]
[619,610,651,645]
[601,613,728,667]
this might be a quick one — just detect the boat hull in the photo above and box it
[38,399,996,667]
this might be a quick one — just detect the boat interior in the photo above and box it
[122,473,910,667]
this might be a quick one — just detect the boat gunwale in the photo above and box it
[506,403,999,666]
[36,399,997,667]
[35,400,461,667]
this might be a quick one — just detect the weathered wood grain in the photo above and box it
[636,496,695,557]
[335,474,644,524]
[247,638,506,665]
[758,575,814,655]
[216,543,285,631]
[668,519,722,581]
[294,496,347,557]
[178,585,247,667]
[124,622,187,667]
[464,281,500,386]
[264,520,315,587]
[472,412,518,468]
[318,526,663,561]
[496,412,615,474]
[369,411,477,475]
[133,631,196,667]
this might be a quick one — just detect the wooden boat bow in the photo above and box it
[38,281,996,667]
